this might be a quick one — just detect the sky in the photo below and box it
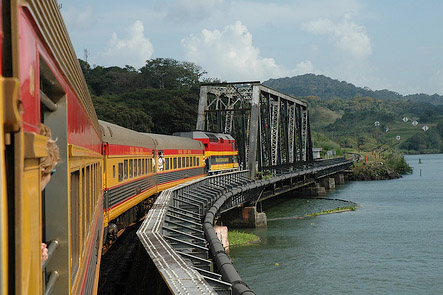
[61,0,443,96]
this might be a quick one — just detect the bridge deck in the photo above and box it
[137,158,353,294]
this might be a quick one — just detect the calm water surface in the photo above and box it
[230,154,443,294]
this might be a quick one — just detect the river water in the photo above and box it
[229,154,443,294]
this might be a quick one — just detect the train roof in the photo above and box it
[99,120,203,151]
[144,133,204,151]
[25,0,101,136]
[174,131,235,141]
[99,120,155,148]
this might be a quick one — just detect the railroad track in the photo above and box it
[98,222,141,295]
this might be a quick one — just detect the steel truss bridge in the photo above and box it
[137,83,353,294]
[196,82,312,178]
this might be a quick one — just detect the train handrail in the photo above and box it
[44,271,59,295]
[42,239,60,269]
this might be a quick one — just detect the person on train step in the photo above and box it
[158,151,164,171]
[40,124,60,261]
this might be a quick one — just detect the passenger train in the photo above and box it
[0,1,238,294]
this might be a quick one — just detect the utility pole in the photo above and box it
[84,48,89,63]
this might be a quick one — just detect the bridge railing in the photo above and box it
[137,170,256,294]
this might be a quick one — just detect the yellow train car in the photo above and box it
[100,121,206,244]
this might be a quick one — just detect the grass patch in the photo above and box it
[306,206,358,217]
[228,230,260,246]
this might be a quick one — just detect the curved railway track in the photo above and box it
[98,222,141,295]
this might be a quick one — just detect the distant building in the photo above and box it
[326,150,336,158]
[312,148,322,159]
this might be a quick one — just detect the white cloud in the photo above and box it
[182,21,313,81]
[62,5,94,31]
[96,21,154,68]
[303,14,372,59]
[295,60,315,75]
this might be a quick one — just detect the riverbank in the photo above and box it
[348,150,412,180]
[349,163,401,180]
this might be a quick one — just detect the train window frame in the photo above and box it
[81,167,86,249]
[86,165,91,234]
[118,162,123,182]
[70,170,80,285]
[129,159,133,178]
[124,160,128,180]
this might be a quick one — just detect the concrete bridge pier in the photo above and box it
[319,177,336,190]
[334,173,345,185]
[220,206,267,228]
[302,183,326,197]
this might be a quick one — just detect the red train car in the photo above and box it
[175,131,239,173]
[2,1,103,294]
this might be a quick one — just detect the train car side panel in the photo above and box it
[18,7,40,133]
[68,95,102,154]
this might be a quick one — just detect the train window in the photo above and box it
[178,157,181,168]
[193,157,196,167]
[197,157,200,166]
[134,159,137,176]
[118,163,123,182]
[86,165,91,233]
[174,158,177,169]
[186,157,189,167]
[138,159,141,176]
[124,160,128,179]
[129,159,133,178]
[113,165,116,178]
[142,159,145,174]
[182,157,185,168]
[70,170,80,284]
[81,168,86,247]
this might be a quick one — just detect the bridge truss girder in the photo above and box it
[196,82,313,178]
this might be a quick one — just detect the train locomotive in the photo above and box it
[0,1,238,294]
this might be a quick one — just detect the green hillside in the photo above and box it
[263,74,443,104]
[79,59,443,155]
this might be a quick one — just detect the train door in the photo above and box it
[39,56,69,294]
